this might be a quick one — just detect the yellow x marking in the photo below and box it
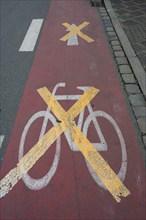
[60,22,94,43]
[0,87,98,198]
[0,87,130,202]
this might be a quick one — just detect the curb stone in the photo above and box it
[93,0,146,162]
[119,65,132,74]
[116,57,128,65]
[125,84,141,94]
[122,74,136,84]
[103,0,146,97]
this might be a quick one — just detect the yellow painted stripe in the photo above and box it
[38,87,99,121]
[60,22,93,42]
[17,123,64,175]
[65,125,130,203]
[0,87,97,198]
[0,123,65,197]
[0,86,130,202]
[62,23,94,43]
[77,31,94,43]
[39,88,130,203]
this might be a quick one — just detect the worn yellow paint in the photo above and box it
[0,87,98,198]
[38,87,130,203]
[60,22,94,43]
[0,87,130,202]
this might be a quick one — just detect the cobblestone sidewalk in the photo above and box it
[110,0,146,72]
[92,1,146,164]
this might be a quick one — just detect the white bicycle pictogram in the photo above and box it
[18,83,127,191]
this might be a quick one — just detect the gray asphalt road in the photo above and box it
[0,0,51,165]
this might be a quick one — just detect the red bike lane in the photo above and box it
[0,0,145,219]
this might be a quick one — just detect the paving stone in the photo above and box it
[119,65,132,73]
[99,7,106,12]
[133,106,146,117]
[104,23,113,28]
[101,12,108,16]
[143,135,146,147]
[104,0,146,157]
[129,94,146,106]
[103,19,111,23]
[109,36,118,41]
[122,74,136,83]
[111,40,120,46]
[103,21,112,27]
[112,45,122,51]
[137,118,146,134]
[91,0,102,6]
[107,31,116,36]
[101,13,108,17]
[110,0,146,72]
[106,27,114,31]
[114,51,125,57]
[91,0,101,2]
[100,9,106,13]
[116,57,128,64]
[102,16,110,20]
[125,84,141,94]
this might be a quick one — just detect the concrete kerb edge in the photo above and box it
[96,0,146,164]
[103,0,146,97]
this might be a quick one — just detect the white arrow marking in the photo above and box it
[67,24,79,46]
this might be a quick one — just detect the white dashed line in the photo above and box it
[0,135,4,149]
[19,19,44,52]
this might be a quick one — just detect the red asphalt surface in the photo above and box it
[0,1,145,219]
